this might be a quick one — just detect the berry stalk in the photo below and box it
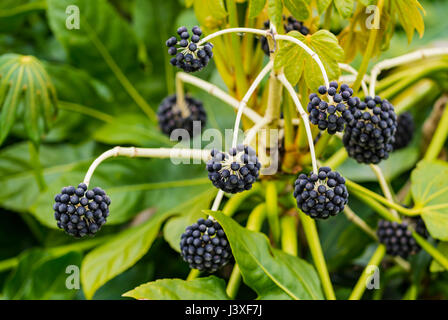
[83,146,210,187]
[369,48,448,97]
[423,101,448,161]
[369,164,399,220]
[176,72,264,123]
[231,61,273,148]
[278,73,318,173]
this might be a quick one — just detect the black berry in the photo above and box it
[157,94,207,137]
[308,82,355,134]
[293,167,349,219]
[166,26,213,73]
[180,218,232,272]
[53,183,110,238]
[377,218,428,258]
[206,145,261,194]
[392,112,414,150]
[343,96,397,164]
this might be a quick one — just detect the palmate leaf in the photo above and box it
[393,0,425,43]
[334,0,354,19]
[411,161,448,241]
[275,30,343,90]
[123,276,229,300]
[0,54,57,146]
[248,0,267,19]
[267,0,283,31]
[283,0,309,21]
[207,210,324,300]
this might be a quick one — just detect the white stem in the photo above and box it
[338,63,369,96]
[176,72,263,123]
[83,146,209,187]
[232,61,273,148]
[369,47,448,97]
[209,189,225,220]
[278,73,318,173]
[199,28,268,45]
[369,164,400,220]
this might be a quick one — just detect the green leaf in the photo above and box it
[3,249,82,300]
[46,0,139,80]
[248,0,267,19]
[123,276,229,300]
[163,188,216,252]
[338,146,419,182]
[267,0,283,31]
[0,141,95,213]
[0,54,57,145]
[411,160,448,240]
[92,114,171,147]
[316,0,332,14]
[275,30,343,90]
[208,0,227,20]
[207,210,324,300]
[334,0,354,19]
[393,0,425,43]
[430,242,448,272]
[81,210,173,300]
[283,0,309,21]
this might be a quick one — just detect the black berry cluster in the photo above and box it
[343,96,397,164]
[393,112,414,150]
[377,218,428,258]
[157,94,206,137]
[206,145,261,193]
[180,218,232,272]
[260,16,309,56]
[307,82,356,134]
[293,167,349,219]
[53,183,110,238]
[166,26,213,73]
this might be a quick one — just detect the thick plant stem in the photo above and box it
[351,0,384,94]
[345,179,420,216]
[281,215,298,256]
[413,232,448,270]
[349,244,386,300]
[226,203,266,299]
[28,141,46,191]
[350,189,401,222]
[176,72,263,123]
[423,101,448,161]
[298,210,336,300]
[175,72,189,117]
[279,74,318,173]
[83,146,209,187]
[265,181,280,244]
[186,269,200,281]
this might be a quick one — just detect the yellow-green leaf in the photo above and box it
[393,0,425,43]
[283,0,309,20]
[249,0,267,18]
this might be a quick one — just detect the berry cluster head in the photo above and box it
[343,96,397,164]
[157,94,206,137]
[206,145,261,194]
[308,82,356,135]
[293,167,349,219]
[53,183,110,238]
[166,26,213,73]
[180,218,232,272]
[392,112,414,150]
[260,16,309,56]
[377,218,428,258]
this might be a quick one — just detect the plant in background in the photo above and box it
[1,0,448,301]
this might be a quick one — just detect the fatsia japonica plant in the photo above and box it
[1,0,448,301]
